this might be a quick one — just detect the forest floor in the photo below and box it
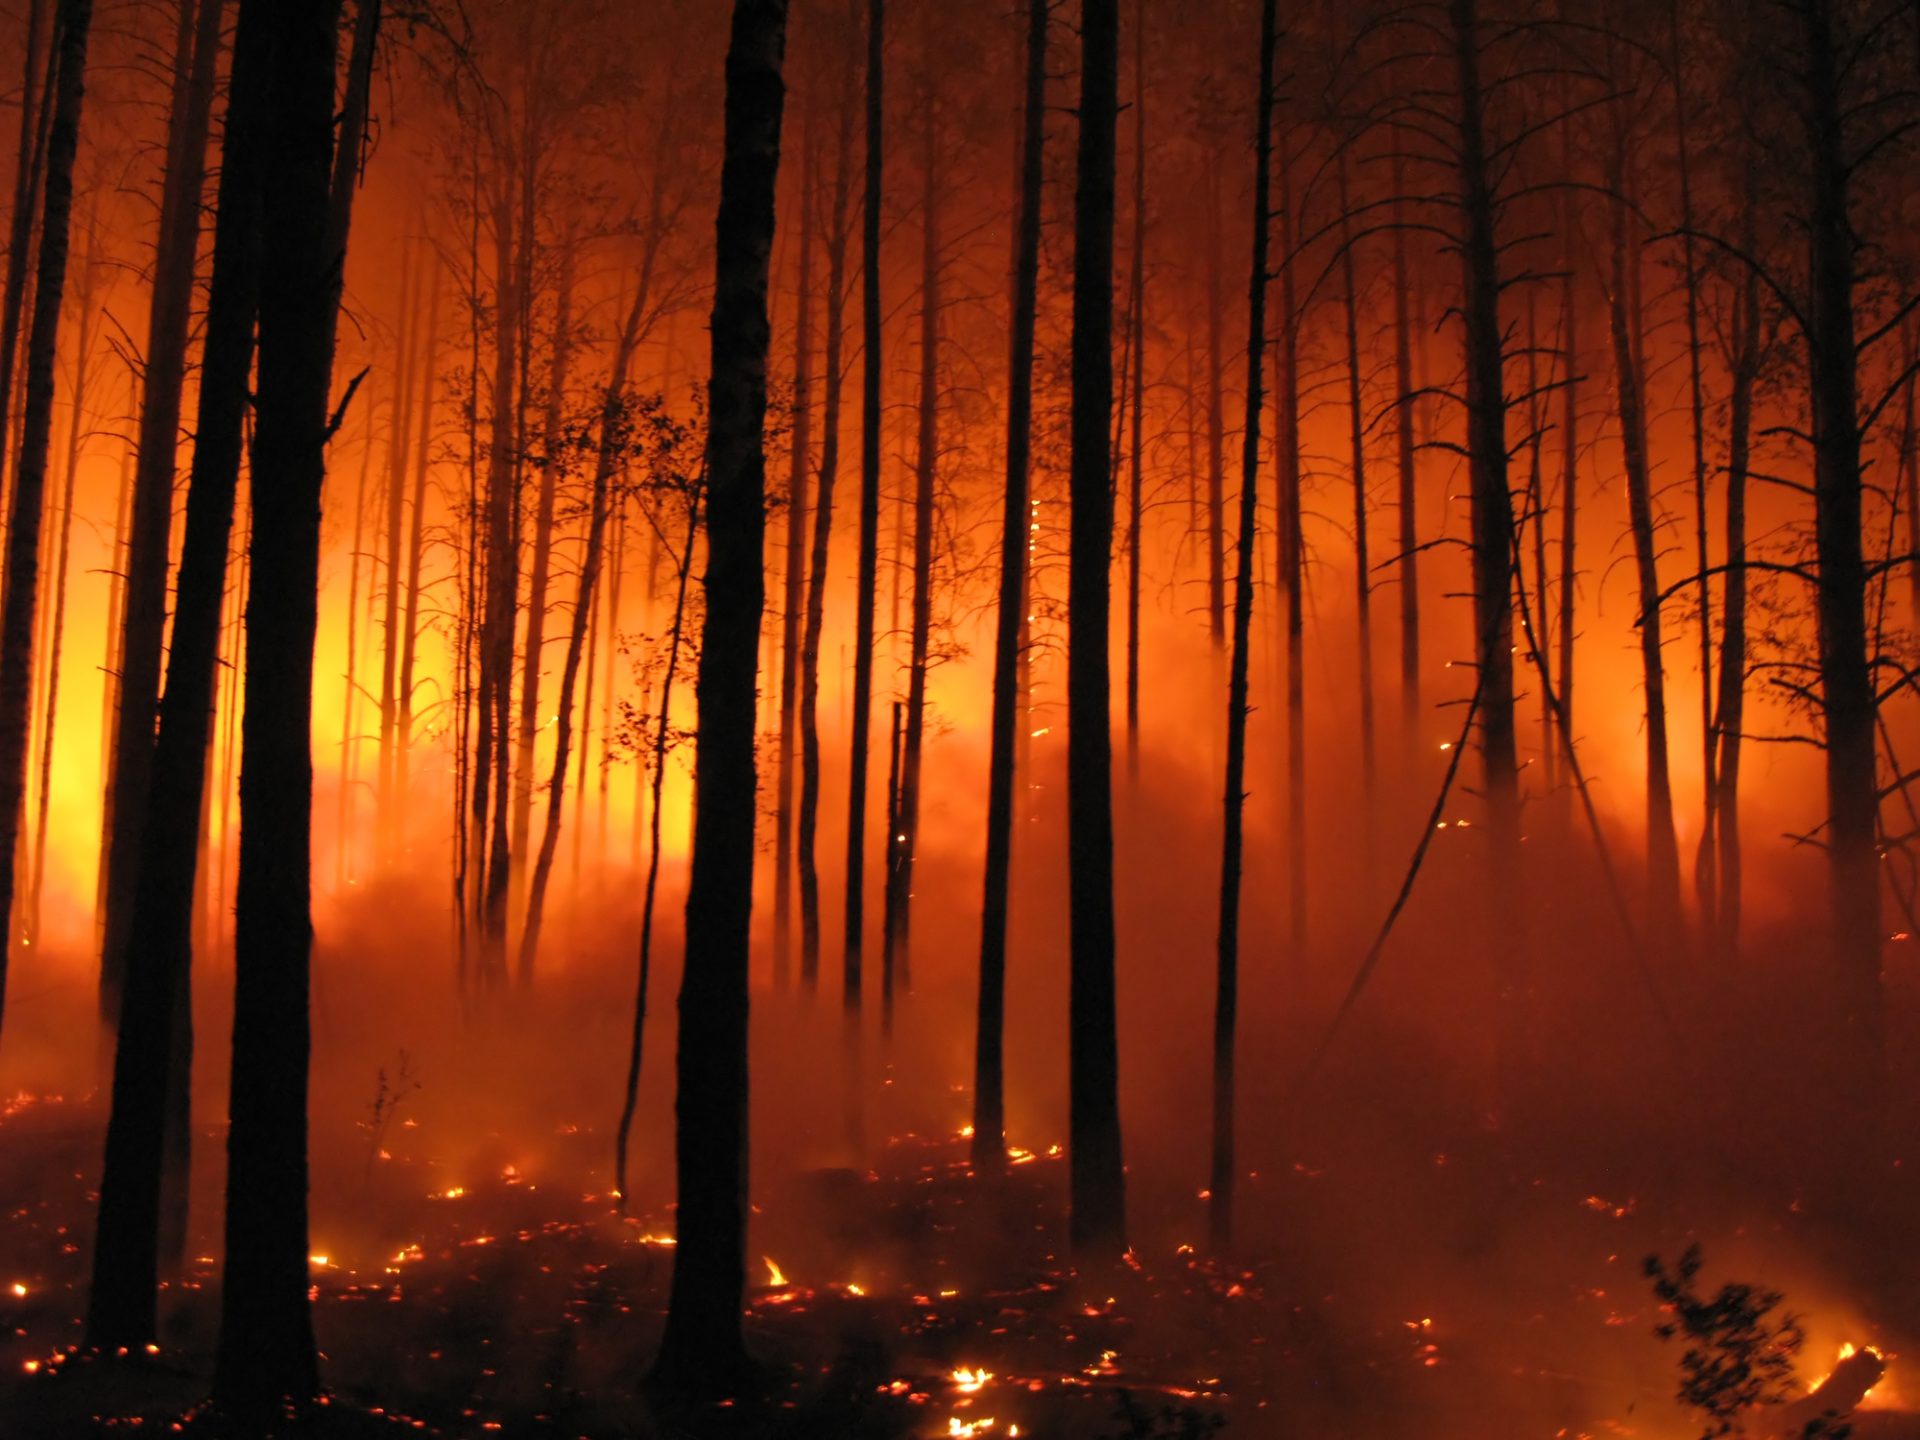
[2,1083,1919,1440]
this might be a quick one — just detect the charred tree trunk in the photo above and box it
[1277,134,1306,955]
[1211,0,1275,1253]
[515,302,638,979]
[376,246,418,858]
[337,413,377,889]
[1713,174,1759,952]
[86,0,267,1352]
[0,0,48,595]
[972,0,1044,1174]
[883,29,938,1016]
[1391,143,1420,728]
[653,0,787,1393]
[1337,146,1376,826]
[395,267,441,827]
[512,243,576,927]
[1124,5,1145,774]
[97,0,221,1027]
[799,42,855,995]
[213,0,354,1413]
[844,0,883,1021]
[615,478,699,1209]
[1449,0,1523,1093]
[1801,0,1882,1100]
[1606,125,1682,930]
[772,103,814,989]
[1204,152,1227,648]
[1669,0,1716,924]
[0,0,90,1039]
[1067,0,1126,1261]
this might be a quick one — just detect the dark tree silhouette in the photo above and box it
[972,0,1046,1176]
[652,0,789,1394]
[88,0,268,1352]
[1211,0,1276,1253]
[0,0,93,1042]
[1067,0,1126,1261]
[214,0,368,1414]
[97,0,223,1027]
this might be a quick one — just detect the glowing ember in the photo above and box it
[308,1254,332,1270]
[945,1418,997,1437]
[9,1281,25,1297]
[950,1365,992,1393]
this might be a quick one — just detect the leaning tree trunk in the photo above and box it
[1067,0,1126,1262]
[0,0,91,1041]
[515,299,640,978]
[213,0,354,1415]
[653,0,788,1395]
[86,0,267,1353]
[511,242,576,932]
[972,0,1046,1174]
[97,0,221,1029]
[1211,0,1275,1254]
[1606,128,1682,931]
[1801,0,1882,1104]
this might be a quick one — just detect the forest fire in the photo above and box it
[0,0,1917,1434]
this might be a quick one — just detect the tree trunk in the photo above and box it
[27,205,97,947]
[336,411,377,889]
[1669,0,1716,925]
[395,264,442,831]
[1211,0,1275,1253]
[1449,0,1523,1095]
[1390,143,1419,730]
[515,302,638,978]
[1276,131,1306,956]
[653,0,787,1393]
[0,0,49,603]
[97,0,222,1028]
[615,478,698,1209]
[1124,4,1145,774]
[883,26,938,1017]
[801,50,854,997]
[1204,152,1226,648]
[1336,145,1376,829]
[1606,124,1682,930]
[844,0,884,1024]
[973,0,1045,1175]
[1067,0,1126,1261]
[376,243,418,858]
[0,0,89,1041]
[1801,0,1882,1102]
[86,0,265,1351]
[772,101,814,990]
[213,0,352,1413]
[511,242,576,929]
[1713,169,1759,952]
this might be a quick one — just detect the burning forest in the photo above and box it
[2,0,1920,1434]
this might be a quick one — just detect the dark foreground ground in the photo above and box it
[2,1082,1920,1440]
